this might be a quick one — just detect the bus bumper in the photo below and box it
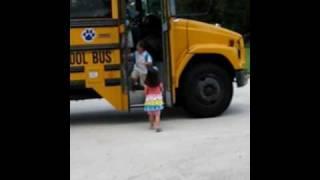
[235,70,249,87]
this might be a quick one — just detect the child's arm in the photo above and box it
[144,85,148,95]
[144,52,153,66]
[144,61,152,66]
[160,83,164,93]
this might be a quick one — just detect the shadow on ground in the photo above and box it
[70,103,246,126]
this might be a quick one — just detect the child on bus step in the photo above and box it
[130,40,153,90]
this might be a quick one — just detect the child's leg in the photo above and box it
[154,111,162,132]
[131,70,139,89]
[148,112,155,129]
[140,73,147,87]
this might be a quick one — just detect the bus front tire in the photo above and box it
[181,63,233,117]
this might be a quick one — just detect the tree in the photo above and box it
[174,0,250,35]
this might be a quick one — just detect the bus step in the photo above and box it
[130,104,144,108]
[129,90,145,105]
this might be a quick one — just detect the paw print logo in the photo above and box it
[82,28,96,43]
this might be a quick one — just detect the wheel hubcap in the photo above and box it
[198,76,221,103]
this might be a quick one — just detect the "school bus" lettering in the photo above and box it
[70,50,112,65]
[92,50,112,64]
[70,51,87,65]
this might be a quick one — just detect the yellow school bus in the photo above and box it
[70,0,248,117]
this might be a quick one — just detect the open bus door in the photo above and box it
[126,0,174,110]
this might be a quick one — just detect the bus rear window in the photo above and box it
[70,0,112,19]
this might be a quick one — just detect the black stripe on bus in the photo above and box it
[70,80,86,89]
[71,79,120,88]
[104,64,121,71]
[70,44,120,51]
[105,79,121,86]
[71,19,119,28]
[70,66,84,73]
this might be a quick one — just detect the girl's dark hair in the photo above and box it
[145,67,160,87]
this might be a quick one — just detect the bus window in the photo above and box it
[70,0,112,19]
[175,0,212,16]
[144,0,161,16]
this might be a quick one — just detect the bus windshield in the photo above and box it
[70,0,112,19]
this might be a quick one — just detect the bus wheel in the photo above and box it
[181,63,233,117]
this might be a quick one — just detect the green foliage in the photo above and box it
[175,0,250,35]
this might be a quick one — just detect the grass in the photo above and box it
[245,45,250,73]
